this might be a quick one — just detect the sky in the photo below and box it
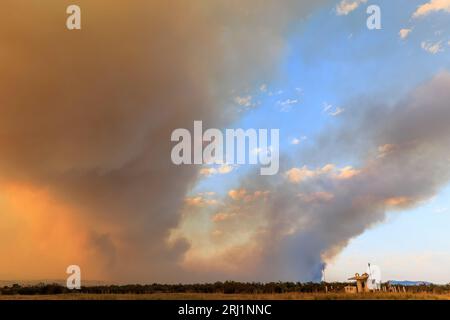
[0,0,449,284]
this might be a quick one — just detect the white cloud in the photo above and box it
[279,99,299,106]
[259,84,267,92]
[323,102,345,116]
[322,102,333,113]
[399,28,412,39]
[329,107,345,116]
[336,0,367,16]
[413,0,450,18]
[278,98,299,112]
[291,136,307,145]
[421,41,444,54]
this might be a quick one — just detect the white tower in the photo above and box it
[366,263,382,291]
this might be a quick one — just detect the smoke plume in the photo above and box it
[0,0,328,282]
[177,72,450,281]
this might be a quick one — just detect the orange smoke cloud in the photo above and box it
[0,182,106,281]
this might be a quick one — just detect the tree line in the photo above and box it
[1,281,449,295]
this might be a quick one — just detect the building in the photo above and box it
[347,273,370,293]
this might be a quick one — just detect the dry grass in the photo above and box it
[0,292,449,300]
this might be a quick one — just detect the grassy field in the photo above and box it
[1,292,449,300]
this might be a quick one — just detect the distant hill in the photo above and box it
[388,280,433,286]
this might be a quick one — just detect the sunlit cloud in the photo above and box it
[234,95,255,108]
[399,28,412,39]
[336,0,367,16]
[200,164,235,176]
[185,195,220,207]
[413,0,450,18]
[286,164,360,183]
